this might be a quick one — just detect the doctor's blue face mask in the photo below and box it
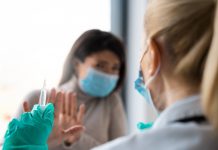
[135,70,153,104]
[79,67,119,97]
[134,64,160,109]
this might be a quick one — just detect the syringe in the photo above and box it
[39,80,47,107]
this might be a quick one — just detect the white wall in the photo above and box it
[126,0,157,133]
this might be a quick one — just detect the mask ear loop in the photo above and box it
[144,63,161,87]
[145,63,161,116]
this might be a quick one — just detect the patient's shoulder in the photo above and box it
[107,92,122,103]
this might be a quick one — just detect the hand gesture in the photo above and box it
[23,89,86,146]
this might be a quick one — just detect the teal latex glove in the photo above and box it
[137,122,154,130]
[3,103,54,150]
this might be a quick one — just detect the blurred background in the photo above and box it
[0,0,156,141]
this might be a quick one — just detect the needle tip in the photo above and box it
[43,79,46,89]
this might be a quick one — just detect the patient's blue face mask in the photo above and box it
[79,67,119,97]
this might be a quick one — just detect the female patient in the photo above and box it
[16,29,127,150]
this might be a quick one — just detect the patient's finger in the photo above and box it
[55,92,63,118]
[23,101,30,112]
[48,88,56,104]
[70,93,77,119]
[77,104,85,124]
[62,125,85,136]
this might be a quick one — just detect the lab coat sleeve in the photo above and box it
[108,94,127,140]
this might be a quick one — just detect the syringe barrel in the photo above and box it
[39,89,46,106]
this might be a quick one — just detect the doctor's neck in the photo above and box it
[163,76,200,107]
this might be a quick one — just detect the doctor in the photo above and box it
[92,0,218,149]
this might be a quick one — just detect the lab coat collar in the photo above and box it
[153,95,202,128]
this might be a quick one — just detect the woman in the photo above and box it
[93,0,218,149]
[16,29,127,150]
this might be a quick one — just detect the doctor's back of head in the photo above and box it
[143,0,218,130]
[93,0,218,150]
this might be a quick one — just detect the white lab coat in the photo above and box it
[92,95,218,150]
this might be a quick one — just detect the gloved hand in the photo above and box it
[3,103,54,150]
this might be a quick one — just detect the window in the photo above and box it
[0,0,110,140]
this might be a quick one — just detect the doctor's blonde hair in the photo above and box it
[145,0,218,131]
